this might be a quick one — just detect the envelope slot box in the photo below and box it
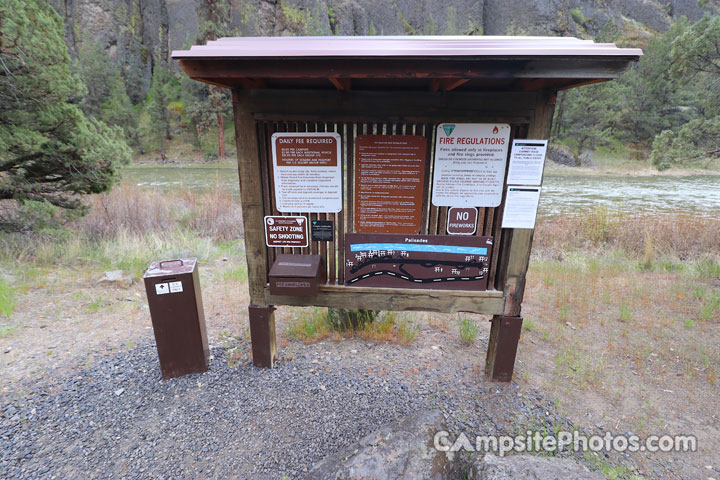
[268,254,325,296]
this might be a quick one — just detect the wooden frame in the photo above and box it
[232,88,556,380]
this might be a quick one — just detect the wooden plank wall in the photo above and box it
[256,118,529,291]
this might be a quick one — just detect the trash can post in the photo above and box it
[249,304,277,368]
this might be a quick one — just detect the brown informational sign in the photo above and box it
[354,135,427,234]
[345,233,493,291]
[271,133,342,213]
[264,216,308,247]
[446,207,478,235]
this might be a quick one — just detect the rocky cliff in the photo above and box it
[51,0,718,99]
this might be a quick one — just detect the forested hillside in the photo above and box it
[1,0,719,229]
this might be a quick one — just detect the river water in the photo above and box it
[121,166,720,217]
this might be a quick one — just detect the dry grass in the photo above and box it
[534,208,720,261]
[285,308,421,345]
[0,182,245,280]
[78,182,243,241]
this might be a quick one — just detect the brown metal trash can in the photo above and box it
[143,258,209,379]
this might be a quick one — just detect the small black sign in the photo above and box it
[311,220,334,242]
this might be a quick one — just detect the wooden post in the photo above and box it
[233,89,276,367]
[486,91,556,382]
[248,305,277,367]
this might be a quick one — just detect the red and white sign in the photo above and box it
[264,216,308,248]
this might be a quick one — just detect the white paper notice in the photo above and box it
[506,140,548,186]
[432,123,511,207]
[272,133,342,213]
[502,187,542,229]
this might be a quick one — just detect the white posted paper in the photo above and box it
[502,187,542,229]
[272,132,342,213]
[432,123,511,207]
[506,140,548,186]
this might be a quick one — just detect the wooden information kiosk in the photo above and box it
[173,36,641,381]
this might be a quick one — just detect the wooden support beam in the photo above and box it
[242,89,536,124]
[486,90,556,382]
[485,315,523,382]
[179,57,637,87]
[237,77,267,89]
[329,77,351,90]
[502,91,555,317]
[248,305,277,368]
[429,78,470,92]
[232,90,269,305]
[265,285,505,315]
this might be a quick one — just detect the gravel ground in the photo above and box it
[0,331,583,480]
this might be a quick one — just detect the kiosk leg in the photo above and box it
[485,315,523,382]
[248,305,277,368]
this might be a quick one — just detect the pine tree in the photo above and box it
[650,14,720,169]
[0,0,131,228]
[195,0,234,158]
[148,66,174,143]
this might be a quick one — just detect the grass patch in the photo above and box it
[0,324,19,338]
[584,452,646,480]
[287,308,421,345]
[84,295,104,313]
[554,343,605,388]
[359,311,420,344]
[619,299,632,323]
[0,278,15,317]
[694,257,720,278]
[396,315,420,344]
[458,314,479,346]
[523,317,539,331]
[699,291,720,321]
[220,264,248,282]
[356,312,396,342]
[286,307,330,343]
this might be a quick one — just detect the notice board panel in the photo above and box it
[432,123,510,207]
[345,233,492,291]
[354,135,427,234]
[271,132,342,213]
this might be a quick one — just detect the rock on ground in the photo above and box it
[97,270,133,287]
[305,409,455,480]
[470,453,604,480]
[547,145,593,167]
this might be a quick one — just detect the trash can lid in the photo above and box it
[143,258,197,278]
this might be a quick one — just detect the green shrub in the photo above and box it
[327,308,377,331]
[458,314,478,345]
[0,278,15,317]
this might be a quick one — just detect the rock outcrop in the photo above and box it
[469,453,604,480]
[305,409,455,480]
[49,0,718,100]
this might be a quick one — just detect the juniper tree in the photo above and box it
[0,0,130,228]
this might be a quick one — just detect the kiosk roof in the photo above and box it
[172,35,642,92]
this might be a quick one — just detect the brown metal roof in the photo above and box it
[172,36,642,92]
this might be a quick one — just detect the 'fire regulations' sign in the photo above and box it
[432,123,510,207]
